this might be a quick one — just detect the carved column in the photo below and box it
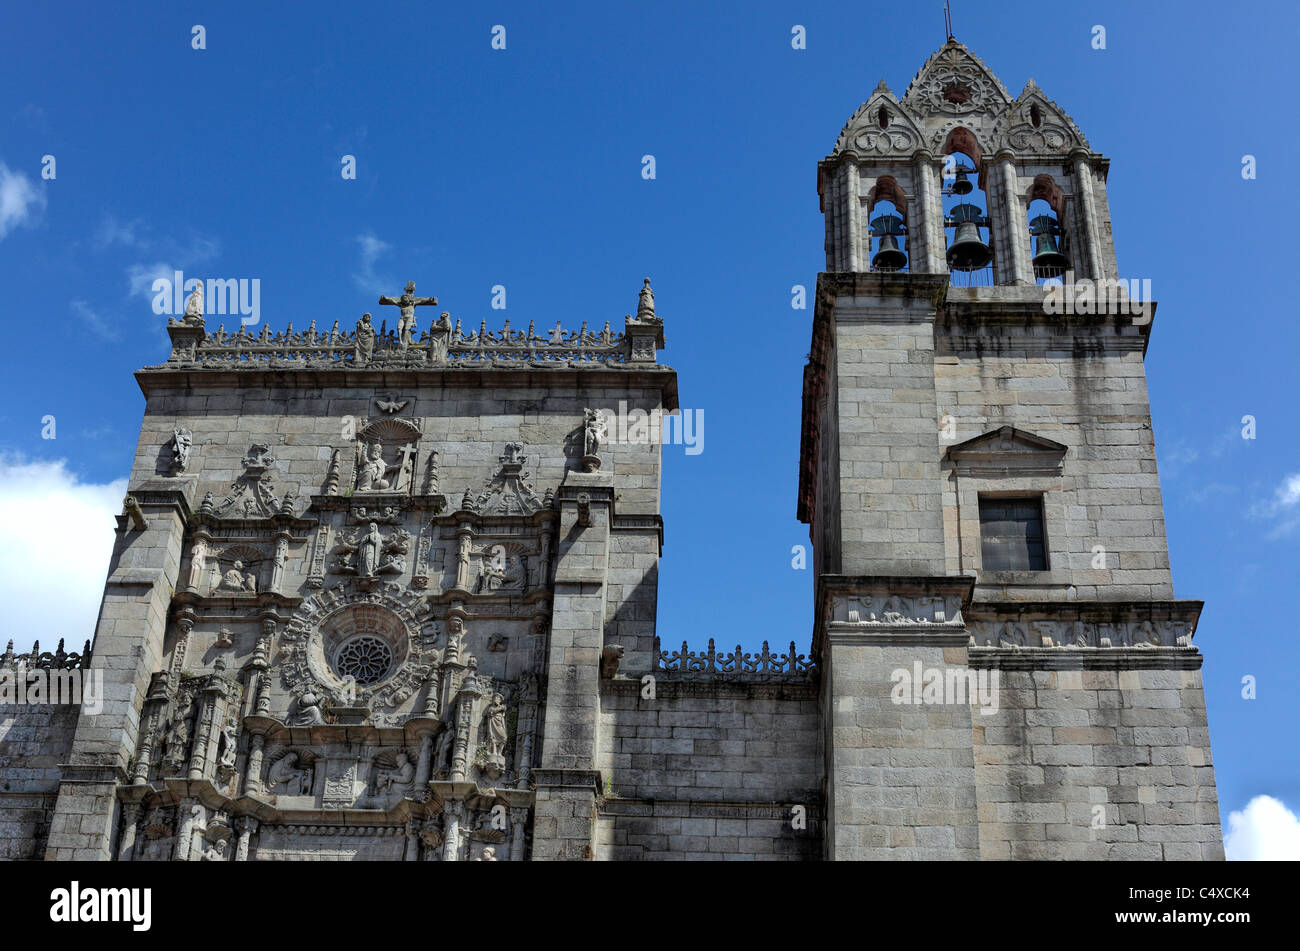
[1072,150,1104,280]
[514,673,539,788]
[404,818,421,861]
[442,800,464,861]
[242,733,266,797]
[912,152,942,274]
[538,523,554,587]
[845,160,862,271]
[995,152,1031,285]
[270,532,290,593]
[450,680,481,783]
[454,525,472,591]
[116,803,141,862]
[412,728,436,793]
[189,674,227,781]
[173,799,201,861]
[234,816,256,861]
[509,806,530,861]
[132,672,170,785]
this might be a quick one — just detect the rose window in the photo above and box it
[333,635,393,686]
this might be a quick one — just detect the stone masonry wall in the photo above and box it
[934,329,1174,602]
[970,659,1223,860]
[594,686,823,860]
[0,703,79,859]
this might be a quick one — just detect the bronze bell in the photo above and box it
[1029,214,1069,274]
[869,213,907,271]
[946,203,992,271]
[951,166,974,195]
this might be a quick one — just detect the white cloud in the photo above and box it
[0,456,127,655]
[353,232,392,292]
[1225,795,1300,860]
[1252,472,1300,538]
[0,160,46,240]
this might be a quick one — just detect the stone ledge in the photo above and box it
[967,647,1204,670]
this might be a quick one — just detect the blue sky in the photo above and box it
[1,0,1297,855]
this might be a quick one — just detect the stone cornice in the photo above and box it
[968,647,1204,671]
[135,364,680,412]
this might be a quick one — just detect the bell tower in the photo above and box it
[801,40,1223,860]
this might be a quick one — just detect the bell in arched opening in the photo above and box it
[869,213,907,272]
[1029,214,1069,277]
[950,165,974,195]
[945,203,991,271]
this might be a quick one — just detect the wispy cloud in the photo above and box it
[0,159,47,240]
[1158,438,1199,480]
[71,298,120,341]
[353,231,392,292]
[1225,795,1300,860]
[1247,471,1300,539]
[123,232,221,302]
[94,213,144,250]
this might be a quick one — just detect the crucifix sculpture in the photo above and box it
[378,281,438,347]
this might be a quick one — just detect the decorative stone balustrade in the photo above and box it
[654,637,816,680]
[162,316,659,368]
[0,638,93,671]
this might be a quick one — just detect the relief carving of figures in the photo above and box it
[373,750,416,795]
[474,543,528,594]
[200,839,228,862]
[169,428,193,474]
[998,622,1028,648]
[265,750,314,796]
[880,596,908,623]
[355,441,399,491]
[217,720,239,775]
[215,444,279,518]
[217,559,258,593]
[333,522,410,578]
[1134,620,1161,648]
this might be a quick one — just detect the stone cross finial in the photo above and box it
[379,281,438,347]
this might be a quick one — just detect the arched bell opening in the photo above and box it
[942,145,993,287]
[866,180,909,272]
[1027,196,1069,284]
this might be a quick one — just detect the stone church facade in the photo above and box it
[1,41,1222,861]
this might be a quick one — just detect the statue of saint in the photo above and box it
[290,692,326,726]
[184,282,204,321]
[354,313,376,363]
[355,442,394,491]
[583,408,607,458]
[636,277,656,319]
[170,429,192,473]
[485,693,508,757]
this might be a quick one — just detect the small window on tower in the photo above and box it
[979,497,1047,571]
